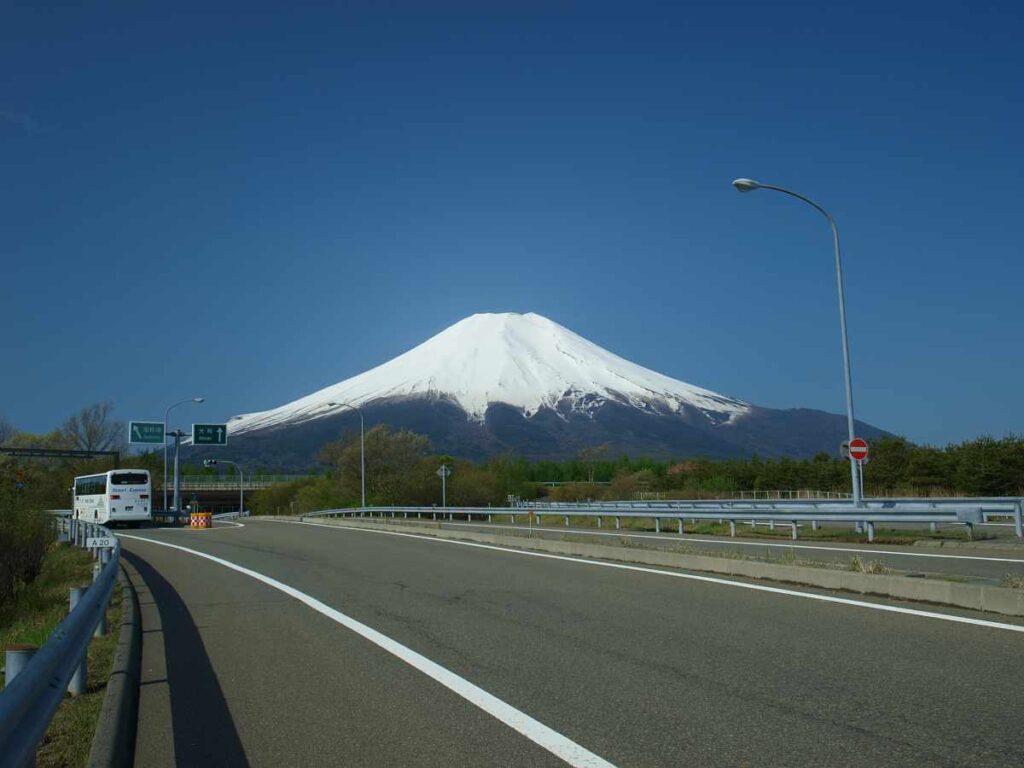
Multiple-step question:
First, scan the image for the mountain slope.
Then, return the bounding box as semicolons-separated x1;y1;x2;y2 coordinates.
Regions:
227;312;750;436
206;312;887;468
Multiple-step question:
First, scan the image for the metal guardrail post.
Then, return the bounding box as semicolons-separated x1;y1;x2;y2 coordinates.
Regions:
4;647;38;687
92;560;107;638
67;589;88;696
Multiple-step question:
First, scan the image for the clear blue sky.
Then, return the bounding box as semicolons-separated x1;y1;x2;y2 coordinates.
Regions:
3;2;1021;446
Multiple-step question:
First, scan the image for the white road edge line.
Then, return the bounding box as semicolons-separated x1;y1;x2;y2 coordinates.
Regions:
436;521;1024;564
272;519;1024;634
118;533;616;768
155;520;245;531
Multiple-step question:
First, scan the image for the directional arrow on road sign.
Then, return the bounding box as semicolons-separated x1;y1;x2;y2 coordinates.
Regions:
129;421;164;444
193;423;228;446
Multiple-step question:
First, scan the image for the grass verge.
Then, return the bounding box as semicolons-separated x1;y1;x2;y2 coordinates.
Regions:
500;513;984;544
0;543;124;768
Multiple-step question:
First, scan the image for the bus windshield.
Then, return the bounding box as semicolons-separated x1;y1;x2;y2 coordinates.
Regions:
111;472;149;485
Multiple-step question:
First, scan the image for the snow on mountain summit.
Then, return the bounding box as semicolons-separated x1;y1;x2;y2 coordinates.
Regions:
227;312;750;434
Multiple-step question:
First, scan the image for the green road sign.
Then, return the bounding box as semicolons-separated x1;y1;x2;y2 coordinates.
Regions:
193;423;228;445
129;421;164;444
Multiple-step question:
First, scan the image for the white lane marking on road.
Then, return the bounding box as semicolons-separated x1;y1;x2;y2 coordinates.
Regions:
272;520;1024;634
432;521;1024;564
119;534;616;768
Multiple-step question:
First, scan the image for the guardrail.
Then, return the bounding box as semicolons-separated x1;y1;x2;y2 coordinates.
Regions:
0;517;120;767
305;502;991;543
526;497;1024;537
176;475;314;490
631;490;854;501
212;510;250;520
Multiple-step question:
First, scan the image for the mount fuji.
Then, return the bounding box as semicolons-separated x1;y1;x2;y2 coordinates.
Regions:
211;312;887;468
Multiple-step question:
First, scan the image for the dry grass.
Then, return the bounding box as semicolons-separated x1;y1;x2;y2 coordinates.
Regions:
848;555;891;575
1001;574;1024;590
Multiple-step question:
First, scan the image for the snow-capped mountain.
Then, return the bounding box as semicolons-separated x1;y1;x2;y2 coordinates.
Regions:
208;312;887;468
227;312;750;435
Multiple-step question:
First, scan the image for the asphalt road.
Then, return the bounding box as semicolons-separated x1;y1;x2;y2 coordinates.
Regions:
121;519;1024;767
403;519;1024;583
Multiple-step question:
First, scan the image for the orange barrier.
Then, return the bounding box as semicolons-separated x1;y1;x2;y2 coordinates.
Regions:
190;512;213;529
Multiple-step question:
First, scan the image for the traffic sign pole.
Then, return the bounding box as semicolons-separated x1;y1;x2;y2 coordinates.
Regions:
436;464;451;508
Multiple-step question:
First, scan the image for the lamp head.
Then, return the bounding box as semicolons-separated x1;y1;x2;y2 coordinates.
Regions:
193;397;205;403
732;178;761;193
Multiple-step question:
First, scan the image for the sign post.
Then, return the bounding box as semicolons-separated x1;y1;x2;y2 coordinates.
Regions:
192;424;228;446
128;421;164;445
436;464;452;508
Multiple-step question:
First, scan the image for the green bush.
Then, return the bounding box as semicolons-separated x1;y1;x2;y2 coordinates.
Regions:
0;508;53;609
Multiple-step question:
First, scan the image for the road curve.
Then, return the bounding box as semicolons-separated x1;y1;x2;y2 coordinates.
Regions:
121;519;1024;767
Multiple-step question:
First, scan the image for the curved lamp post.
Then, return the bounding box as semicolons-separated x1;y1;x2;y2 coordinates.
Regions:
326;402;366;508
164;396;204;511
205;458;244;517
732;178;861;506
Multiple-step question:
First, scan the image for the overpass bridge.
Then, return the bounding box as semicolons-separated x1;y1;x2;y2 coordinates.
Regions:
164;475;316;513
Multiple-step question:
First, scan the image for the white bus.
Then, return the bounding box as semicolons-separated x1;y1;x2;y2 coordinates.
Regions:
73;469;152;526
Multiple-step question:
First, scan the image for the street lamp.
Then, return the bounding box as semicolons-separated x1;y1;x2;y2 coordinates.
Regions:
732;178;862;506
204;458;245;517
164;396;204;511
326;402;366;508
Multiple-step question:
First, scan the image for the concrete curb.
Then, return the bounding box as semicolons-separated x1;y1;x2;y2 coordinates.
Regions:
299;516;1024;618
86;565;141;768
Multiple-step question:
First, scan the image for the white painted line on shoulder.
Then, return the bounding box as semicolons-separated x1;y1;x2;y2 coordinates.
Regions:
437;521;1024;564
119;534;616;768
274;519;1024;634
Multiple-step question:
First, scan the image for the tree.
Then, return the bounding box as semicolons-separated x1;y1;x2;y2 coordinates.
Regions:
60;402;125;452
577;443;610;483
323;425;434;505
0;416;17;445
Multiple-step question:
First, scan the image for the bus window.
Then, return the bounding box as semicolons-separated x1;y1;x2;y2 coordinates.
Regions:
111;472;149;485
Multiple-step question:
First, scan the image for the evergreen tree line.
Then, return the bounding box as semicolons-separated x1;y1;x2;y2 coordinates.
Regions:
2;405;1021;518
248;428;1024;515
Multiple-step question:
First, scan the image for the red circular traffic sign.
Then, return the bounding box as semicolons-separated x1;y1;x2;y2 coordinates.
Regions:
849;438;869;461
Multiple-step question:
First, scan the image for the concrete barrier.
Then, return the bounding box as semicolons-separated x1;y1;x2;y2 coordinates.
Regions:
295;516;1024;618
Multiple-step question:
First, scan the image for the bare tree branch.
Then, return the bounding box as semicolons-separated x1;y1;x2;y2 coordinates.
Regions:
60;402;125;452
0;416;17;445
